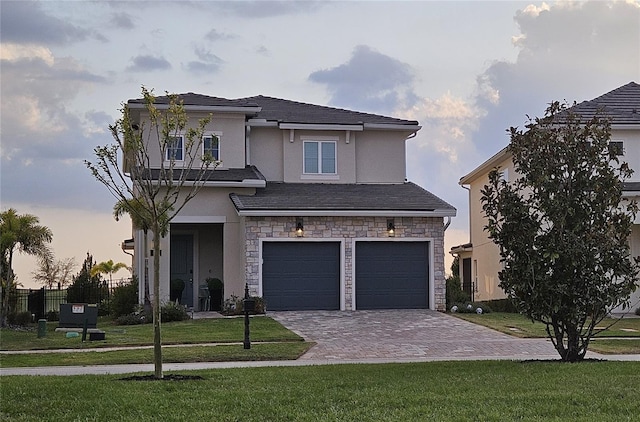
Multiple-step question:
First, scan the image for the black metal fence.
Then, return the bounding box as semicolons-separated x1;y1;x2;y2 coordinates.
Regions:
8;278;133;320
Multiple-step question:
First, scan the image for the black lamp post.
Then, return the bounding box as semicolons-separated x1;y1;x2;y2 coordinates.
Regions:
243;283;255;349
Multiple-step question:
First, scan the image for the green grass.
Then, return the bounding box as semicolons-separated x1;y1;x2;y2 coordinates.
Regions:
0;342;312;367
453;312;640;354
2;361;639;421
0;316;302;351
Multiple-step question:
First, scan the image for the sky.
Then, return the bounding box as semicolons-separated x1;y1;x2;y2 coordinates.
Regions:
1;0;639;288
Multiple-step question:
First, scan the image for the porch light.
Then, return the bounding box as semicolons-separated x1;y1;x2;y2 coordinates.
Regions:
296;218;304;237
387;219;395;237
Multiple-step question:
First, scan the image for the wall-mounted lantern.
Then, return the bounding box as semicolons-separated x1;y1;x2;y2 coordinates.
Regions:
387;219;395;237
296;218;304;237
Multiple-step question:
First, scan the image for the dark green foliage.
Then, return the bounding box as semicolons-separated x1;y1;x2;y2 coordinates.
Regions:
8;311;32;326
46;310;59;321
481;102;640;362
446;256;469;309
115;302;189;325
477;299;517;313
160;301;190;322
206;278;224;311
169;279;185;302
636;308;640;316
446;277;469;310
66;253;108;305
110;277;138;318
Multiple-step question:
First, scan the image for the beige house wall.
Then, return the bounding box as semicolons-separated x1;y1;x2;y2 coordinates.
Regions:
249;127;283;181
355;131;409;183
464;155;514;300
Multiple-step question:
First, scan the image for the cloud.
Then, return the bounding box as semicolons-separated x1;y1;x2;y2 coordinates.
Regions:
125;55;172;72
204;28;236;41
215;1;325;18
0;43;114;210
309;45;418;115
471;0;640;158
0;0;105;45
184;47;223;74
110;12;135;30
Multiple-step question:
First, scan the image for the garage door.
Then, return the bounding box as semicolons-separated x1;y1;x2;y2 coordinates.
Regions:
262;242;340;311
355;241;429;309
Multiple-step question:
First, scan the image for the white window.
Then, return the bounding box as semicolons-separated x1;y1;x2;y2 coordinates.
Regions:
166;136;183;161
203;134;220;160
304;141;336;174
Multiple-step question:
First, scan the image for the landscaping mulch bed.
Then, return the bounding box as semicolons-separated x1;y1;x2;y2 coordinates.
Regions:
119;374;205;381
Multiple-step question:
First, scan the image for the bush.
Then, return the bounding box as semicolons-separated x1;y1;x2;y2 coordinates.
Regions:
111;278;138;318
160;301;191;322
476;299;518;313
446;276;470;310
8;311;33;326
116;311;146;325
635;307;640;316
221;295;266;316
46;310;59;322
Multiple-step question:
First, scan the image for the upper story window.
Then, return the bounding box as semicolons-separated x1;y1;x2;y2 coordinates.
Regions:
166;136;183;161
609;141;624;156
203;134;220;161
304;140;336;174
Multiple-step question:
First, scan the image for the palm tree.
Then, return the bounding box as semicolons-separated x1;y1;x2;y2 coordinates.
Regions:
0;209;53;327
90;259;129;284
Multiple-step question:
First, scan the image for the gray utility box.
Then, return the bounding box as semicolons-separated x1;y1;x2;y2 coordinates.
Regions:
59;303;98;328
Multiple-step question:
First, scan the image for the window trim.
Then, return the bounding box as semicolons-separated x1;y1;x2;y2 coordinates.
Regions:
303;139;338;175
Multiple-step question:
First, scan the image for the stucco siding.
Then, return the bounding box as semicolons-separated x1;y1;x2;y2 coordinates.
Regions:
355;131;409;183
249;127;284;181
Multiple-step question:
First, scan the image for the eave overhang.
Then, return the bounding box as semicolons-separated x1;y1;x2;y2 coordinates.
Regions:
235;209;456;217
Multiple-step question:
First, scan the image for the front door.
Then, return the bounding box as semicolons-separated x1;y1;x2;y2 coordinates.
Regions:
170;234;194;308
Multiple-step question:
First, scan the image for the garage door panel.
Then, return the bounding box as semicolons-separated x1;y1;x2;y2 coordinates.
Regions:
262;242;340;311
356;242;429;309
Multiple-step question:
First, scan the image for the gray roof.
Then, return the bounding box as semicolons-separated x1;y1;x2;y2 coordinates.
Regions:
565;81;640;124
128;93;418;127
623;182;640;192
141;166;264;182
241;95;419;126
230;182;456;213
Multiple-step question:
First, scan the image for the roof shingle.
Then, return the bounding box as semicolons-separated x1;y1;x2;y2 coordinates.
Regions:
230;182;455;213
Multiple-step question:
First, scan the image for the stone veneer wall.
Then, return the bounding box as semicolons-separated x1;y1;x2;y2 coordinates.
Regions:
244;216;446;311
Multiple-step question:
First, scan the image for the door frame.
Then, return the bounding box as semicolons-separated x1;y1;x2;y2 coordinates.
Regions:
352;238;434;310
258;237;346;310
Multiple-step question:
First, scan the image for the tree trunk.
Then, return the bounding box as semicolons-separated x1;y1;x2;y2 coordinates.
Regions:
1;249;14;328
152;229;163;379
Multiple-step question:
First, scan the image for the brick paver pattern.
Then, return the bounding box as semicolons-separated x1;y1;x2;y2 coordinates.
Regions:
270;309;559;361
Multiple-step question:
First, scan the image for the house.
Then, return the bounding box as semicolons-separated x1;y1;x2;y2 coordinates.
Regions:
123;93;456;311
451;82;640;311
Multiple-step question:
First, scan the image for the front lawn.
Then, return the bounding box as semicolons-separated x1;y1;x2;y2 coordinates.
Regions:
0;316;302;351
2;361;639;421
453;312;640;354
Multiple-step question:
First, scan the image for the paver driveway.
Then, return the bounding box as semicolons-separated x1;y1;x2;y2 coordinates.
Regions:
270;309;559;361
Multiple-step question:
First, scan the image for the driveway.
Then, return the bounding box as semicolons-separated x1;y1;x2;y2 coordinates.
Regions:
269;309;560;361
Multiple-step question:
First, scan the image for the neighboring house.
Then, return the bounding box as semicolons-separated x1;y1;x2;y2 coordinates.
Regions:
452;82;640;312
123;94;456;311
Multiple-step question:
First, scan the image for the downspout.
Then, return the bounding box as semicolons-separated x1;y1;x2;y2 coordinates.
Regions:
245;124;251;166
443;216;451;231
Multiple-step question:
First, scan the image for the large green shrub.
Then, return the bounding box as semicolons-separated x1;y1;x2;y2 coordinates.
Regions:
446;276;469;310
221;295;266;315
110;277;139;318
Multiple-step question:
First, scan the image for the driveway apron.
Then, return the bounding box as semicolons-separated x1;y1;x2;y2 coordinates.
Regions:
269;309;559;361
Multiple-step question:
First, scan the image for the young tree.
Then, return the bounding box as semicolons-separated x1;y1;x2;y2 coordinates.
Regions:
85;87;219;378
481;102;639;362
32;249;76;289
0;209;53;327
90;259;129;284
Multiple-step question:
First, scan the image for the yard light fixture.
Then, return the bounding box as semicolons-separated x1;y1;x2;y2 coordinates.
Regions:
296;218;304;237
387;219;395;237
